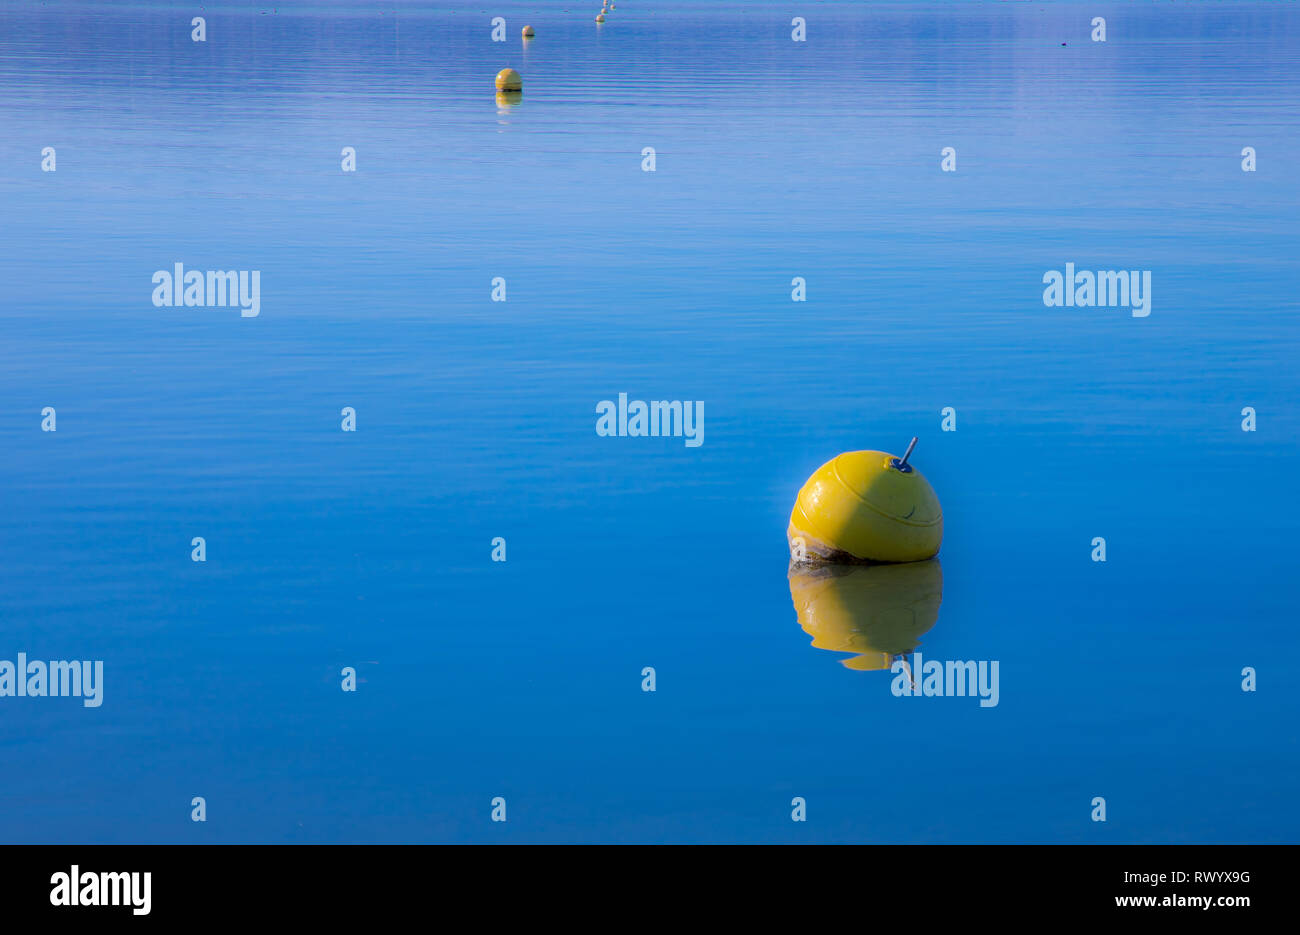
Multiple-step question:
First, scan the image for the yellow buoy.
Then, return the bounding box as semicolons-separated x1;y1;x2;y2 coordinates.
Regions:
596;13;605;23
789;560;942;670
788;437;942;565
522;25;535;38
495;68;522;91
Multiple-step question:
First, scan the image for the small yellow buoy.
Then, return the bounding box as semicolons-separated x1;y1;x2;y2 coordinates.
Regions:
596;13;605;23
495;68;522;91
789;560;943;670
788;437;942;565
522;25;534;38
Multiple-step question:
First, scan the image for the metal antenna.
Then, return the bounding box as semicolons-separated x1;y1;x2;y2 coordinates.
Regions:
898;436;918;469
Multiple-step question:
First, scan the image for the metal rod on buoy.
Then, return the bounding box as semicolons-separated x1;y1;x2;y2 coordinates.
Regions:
898;436;918;470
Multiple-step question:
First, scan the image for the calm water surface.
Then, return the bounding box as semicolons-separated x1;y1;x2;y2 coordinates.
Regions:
1;1;1297;842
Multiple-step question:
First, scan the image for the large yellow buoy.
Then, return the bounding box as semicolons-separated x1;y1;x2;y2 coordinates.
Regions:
788;438;942;565
522;25;535;38
789;560;942;670
495;68;522;91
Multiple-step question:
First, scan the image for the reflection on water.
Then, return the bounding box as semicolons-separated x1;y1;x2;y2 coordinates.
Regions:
1;0;1297;844
789;559;942;672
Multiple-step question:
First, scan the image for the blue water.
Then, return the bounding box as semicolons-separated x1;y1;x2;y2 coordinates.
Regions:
1;1;1297;843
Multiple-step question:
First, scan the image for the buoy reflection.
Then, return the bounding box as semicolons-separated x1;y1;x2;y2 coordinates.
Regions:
788;559;942;671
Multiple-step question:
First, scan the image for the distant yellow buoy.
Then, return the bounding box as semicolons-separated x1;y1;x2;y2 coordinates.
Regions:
495;68;522;91
789;560;943;670
522;25;535;38
596;13;605;23
788;438;942;565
